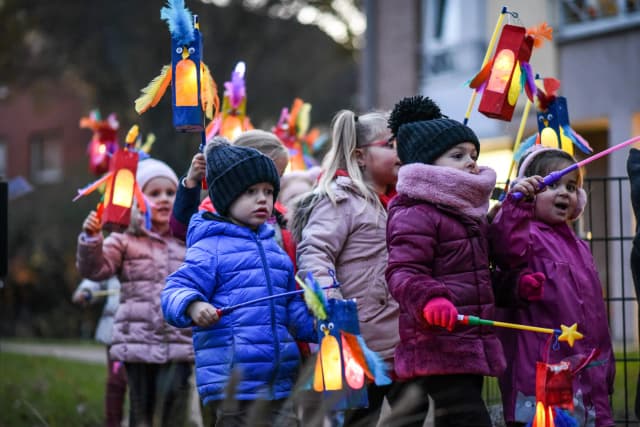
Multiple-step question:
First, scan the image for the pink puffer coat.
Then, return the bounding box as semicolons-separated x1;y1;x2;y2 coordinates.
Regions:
77;229;193;363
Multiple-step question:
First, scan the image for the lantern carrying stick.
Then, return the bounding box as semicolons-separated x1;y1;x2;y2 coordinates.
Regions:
463;6;509;125
457;315;584;347
512;134;640;200
215;283;340;317
499;98;533;199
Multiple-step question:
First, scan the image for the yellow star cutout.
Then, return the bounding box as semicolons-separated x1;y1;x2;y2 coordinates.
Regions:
558;323;584;347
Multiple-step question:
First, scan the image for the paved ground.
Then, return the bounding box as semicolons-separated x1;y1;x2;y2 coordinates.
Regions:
0;340;106;364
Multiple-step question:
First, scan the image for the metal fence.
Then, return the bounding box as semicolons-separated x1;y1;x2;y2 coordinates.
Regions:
484;176;640;426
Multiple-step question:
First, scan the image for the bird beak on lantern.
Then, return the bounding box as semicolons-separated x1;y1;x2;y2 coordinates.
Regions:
181;48;190;60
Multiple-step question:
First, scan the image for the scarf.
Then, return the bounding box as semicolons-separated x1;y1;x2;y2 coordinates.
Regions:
396;163;496;219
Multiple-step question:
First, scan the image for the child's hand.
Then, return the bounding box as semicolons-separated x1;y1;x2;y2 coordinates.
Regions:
187;301;220;327
83;210;102;237
72;289;91;306
422;297;458;332
518;272;545;301
510;176;544;199
185;153;206;189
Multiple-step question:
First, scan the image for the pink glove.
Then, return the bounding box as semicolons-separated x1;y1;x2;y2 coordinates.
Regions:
518;272;545;301
422;297;458;331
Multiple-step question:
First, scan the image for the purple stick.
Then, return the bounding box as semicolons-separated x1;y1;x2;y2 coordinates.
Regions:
511;135;640;200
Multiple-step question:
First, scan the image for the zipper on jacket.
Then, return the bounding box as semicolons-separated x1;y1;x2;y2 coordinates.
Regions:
254;234;281;394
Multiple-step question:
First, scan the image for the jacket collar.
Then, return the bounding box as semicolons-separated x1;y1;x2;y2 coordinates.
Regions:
396;163;496;219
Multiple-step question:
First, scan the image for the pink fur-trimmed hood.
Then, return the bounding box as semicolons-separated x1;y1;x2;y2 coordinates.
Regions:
396;163;496;218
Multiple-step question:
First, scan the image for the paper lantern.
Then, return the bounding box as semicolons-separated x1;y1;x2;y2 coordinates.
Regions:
101;149;139;232
80;111;119;176
478;24;534;121
134;1;219;133
314;299;369;410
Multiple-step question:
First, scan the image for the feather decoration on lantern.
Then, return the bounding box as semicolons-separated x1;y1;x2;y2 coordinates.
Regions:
273;98;320;171
134;0;219;132
216;61;254;140
80;110;120;176
73;125;157;231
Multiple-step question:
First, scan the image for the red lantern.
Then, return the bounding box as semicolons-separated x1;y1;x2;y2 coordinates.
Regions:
478;24;534;121
101;149;139;232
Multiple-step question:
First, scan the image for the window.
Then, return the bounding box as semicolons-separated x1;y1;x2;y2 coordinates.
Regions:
557;0;640;39
421;0;485;80
30;130;63;184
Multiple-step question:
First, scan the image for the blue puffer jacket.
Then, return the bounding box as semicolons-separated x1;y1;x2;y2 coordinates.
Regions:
162;213;316;404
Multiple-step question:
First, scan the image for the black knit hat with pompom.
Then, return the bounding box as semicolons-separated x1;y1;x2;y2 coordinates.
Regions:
388;95;480;165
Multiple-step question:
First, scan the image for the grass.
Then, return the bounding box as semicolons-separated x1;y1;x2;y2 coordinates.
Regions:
0;352;107;427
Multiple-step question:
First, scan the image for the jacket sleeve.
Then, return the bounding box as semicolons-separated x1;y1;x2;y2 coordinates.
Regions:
296;196;350;299
626;149;640;300
76;232;125;281
162;244;217;328
170;177;202;242
385;204;453;327
488;194;536;270
285;271;317;343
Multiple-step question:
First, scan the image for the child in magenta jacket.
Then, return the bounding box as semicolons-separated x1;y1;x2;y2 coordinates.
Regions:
385;96;505;427
489;146;615;427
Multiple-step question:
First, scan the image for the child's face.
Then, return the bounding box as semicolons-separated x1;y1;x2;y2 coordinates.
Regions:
433;142;479;174
228;182;275;230
360;139;401;188
143;177;177;226
534;168;579;225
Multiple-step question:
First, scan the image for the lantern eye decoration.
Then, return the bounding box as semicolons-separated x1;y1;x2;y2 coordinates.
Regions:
188;47;195;54
176;47;183;54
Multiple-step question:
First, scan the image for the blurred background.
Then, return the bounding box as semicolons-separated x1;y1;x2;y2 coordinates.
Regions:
1;0;639;424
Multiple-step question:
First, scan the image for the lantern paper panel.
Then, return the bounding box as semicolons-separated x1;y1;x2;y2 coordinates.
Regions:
314;299;369;411
101;149;139;232
171;14;203;132
478;24;534;122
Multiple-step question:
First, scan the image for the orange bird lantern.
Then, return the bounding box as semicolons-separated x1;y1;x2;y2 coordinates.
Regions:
477;24;534;121
300;273;391;410
73;126;147;232
100;149;139;231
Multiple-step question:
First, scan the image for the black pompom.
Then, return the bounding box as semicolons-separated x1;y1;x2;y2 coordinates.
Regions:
388;96;443;137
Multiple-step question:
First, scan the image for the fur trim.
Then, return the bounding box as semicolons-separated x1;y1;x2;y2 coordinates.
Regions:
396;164;496;219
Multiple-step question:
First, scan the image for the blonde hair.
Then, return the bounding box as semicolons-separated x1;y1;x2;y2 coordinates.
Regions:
233;129;289;163
318;110;390;206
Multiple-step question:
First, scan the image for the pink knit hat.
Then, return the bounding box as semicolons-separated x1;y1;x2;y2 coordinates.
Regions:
517;145;587;220
136;158;178;191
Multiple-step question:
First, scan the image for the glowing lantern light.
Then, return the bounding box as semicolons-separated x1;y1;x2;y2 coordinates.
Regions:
101;149;139;232
478;24;534;121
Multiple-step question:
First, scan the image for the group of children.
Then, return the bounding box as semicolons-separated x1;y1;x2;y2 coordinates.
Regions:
74;95;617;427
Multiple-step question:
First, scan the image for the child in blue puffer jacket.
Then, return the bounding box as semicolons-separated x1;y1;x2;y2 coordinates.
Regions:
162;138;316;427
